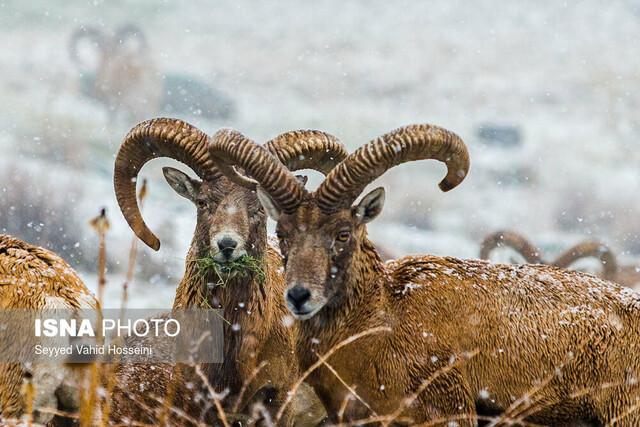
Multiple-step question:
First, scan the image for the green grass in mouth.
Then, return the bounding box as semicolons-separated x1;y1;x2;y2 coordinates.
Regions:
195;252;266;323
195;252;266;289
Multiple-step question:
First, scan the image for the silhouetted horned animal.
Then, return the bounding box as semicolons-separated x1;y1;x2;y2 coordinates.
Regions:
69;25;235;123
481;230;640;289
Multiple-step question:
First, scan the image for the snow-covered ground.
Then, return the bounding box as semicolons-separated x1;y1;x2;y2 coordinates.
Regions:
1;0;639;308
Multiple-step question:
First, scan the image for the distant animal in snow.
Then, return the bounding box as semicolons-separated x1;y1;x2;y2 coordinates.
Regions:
69;24;235;123
480;229;640;288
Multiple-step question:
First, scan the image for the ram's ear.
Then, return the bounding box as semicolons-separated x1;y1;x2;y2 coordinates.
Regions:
257;187;282;221
353;187;385;225
162;167;201;202
295;175;309;186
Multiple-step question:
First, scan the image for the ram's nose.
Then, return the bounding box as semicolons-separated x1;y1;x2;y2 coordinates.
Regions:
286;285;311;311
217;237;238;260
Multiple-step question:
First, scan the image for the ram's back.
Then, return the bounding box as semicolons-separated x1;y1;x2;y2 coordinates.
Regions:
385;255;640;414
0;234;96;310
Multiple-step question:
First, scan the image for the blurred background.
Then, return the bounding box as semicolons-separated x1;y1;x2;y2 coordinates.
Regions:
1;0;639;307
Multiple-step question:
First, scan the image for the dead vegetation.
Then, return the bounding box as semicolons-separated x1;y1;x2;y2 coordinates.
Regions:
0;167;94;270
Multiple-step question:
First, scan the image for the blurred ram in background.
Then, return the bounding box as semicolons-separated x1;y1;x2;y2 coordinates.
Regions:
69;23;235;123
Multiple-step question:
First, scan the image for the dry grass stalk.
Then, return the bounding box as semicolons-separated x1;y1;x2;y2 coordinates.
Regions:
320;359;374;415
101;179;148;425
78;364;101;426
381;349;480;427
570;380;627;399
35;406;80;420
89;208;110;306
194;364;230;427
82;208;110;426
329;349;479;427
485;349;579;426
232;361;268;413
146;389;208;426
99;366;117;424
337;392;353;425
21;374;35;427
155;363;182;426
122;178;148;309
274;326;391;423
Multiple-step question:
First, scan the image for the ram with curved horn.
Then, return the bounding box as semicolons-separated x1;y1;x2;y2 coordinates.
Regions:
209;124;640;426
110;118;347;425
479;230;543;264
69;25;106;70
481;230;640;289
69;24;162;123
552;240;640;289
69;24;235;123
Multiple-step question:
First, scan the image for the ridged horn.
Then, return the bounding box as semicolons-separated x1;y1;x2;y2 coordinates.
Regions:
69;26;105;69
208;129;306;213
114;118;222;251
114;23;148;52
552;241;618;280
479;230;543;264
264;130;348;175
316;124;470;212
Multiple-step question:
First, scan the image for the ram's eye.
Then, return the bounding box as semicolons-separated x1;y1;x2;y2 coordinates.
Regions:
196;200;208;209
336;230;351;243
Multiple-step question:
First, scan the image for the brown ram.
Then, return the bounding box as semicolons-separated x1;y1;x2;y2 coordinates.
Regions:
0;234;99;424
208;124;640;426
109;118;346;425
70;25;235;123
481;230;640;289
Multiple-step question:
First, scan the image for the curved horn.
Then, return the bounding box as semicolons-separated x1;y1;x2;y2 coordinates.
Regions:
264;130;348;175
316;124;470;212
208;130;306;213
479;230;543;264
114;23;148;52
69;25;105;69
114;118;222;251
552;241;618;280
